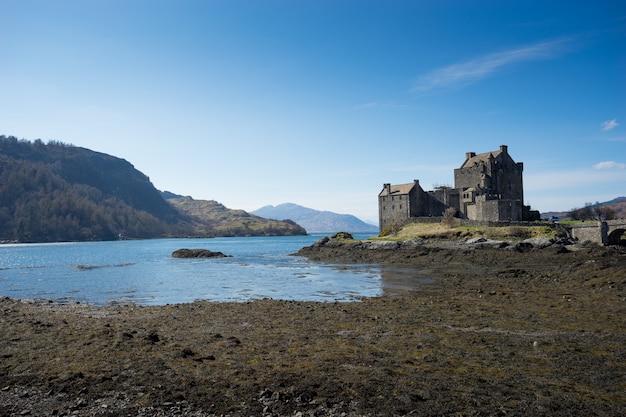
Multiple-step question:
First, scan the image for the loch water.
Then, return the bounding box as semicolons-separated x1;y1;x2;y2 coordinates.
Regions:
0;234;431;306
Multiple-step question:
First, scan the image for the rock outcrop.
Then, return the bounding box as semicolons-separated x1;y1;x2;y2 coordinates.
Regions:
171;248;232;258
297;233;604;265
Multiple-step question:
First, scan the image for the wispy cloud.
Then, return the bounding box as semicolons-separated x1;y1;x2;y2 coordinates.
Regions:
414;38;572;92
593;161;626;170
601;119;619;131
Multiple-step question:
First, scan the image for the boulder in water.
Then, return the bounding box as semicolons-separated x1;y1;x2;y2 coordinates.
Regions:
171;248;232;258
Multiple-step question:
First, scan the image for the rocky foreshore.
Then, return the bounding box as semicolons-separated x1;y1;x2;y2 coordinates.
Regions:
306;232;591;251
1;236;625;416
294;232;610;267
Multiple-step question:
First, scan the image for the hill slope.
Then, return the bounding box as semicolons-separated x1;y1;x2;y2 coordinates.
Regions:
252;203;378;233
166;197;306;237
0;136;187;242
0;136;304;242
541;197;626;220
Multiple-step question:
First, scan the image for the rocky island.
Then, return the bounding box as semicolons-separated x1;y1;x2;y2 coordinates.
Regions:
171;248;232;258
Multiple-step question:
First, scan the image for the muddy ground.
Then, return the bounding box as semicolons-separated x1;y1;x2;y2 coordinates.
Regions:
1;241;625;416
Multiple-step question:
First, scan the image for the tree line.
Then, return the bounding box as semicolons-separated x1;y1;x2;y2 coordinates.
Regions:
0;154;176;241
0;135;306;242
0;136;190;241
568;202;617;221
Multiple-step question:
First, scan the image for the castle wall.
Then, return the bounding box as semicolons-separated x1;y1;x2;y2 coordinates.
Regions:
379;193;411;232
471;198;522;222
454;161;523;198
454;165;486;190
423;190;450;217
378;146;530;230
523;206;541;221
500;200;521;222
379;180;457;232
429;188;460;215
379;181;425;232
453;149;524;221
494;162;524;202
466;204;477;220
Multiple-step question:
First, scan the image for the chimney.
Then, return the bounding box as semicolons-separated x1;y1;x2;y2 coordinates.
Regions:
466;152;476;159
500;145;508;154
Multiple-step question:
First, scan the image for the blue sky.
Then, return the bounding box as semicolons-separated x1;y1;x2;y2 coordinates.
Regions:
1;0;624;224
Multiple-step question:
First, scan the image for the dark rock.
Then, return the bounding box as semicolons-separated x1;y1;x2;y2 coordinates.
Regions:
400;238;427;248
312;233;355;248
226;336;241;347
331;232;353;240
523;237;554;248
171;248;232;258
512;242;533;252
312;236;330;247
363;240;400;250
466;237;487;244
145;331;160;344
180;348;195;358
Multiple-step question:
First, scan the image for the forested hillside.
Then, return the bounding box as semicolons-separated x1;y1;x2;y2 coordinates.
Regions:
0;136;305;242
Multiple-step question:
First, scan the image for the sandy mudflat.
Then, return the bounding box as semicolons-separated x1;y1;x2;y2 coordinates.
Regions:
1;242;625;416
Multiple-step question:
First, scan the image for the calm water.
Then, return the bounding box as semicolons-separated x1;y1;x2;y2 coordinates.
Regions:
0;234;431;305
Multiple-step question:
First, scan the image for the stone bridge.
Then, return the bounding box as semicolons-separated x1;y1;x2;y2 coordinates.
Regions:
566;220;626;245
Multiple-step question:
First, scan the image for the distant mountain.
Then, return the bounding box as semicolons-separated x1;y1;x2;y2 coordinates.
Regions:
605;196;626;208
0;135;305;242
541;197;626;220
252;203;379;234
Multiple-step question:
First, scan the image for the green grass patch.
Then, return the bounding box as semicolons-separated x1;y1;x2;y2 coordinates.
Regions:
376;222;557;241
558;219;596;225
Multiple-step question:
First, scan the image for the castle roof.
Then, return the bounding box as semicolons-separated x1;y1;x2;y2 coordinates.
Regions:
460;145;510;168
460;150;499;168
378;182;418;197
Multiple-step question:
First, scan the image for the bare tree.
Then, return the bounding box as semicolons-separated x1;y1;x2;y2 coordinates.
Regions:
569;202;595;220
593;202;617;220
441;207;458;228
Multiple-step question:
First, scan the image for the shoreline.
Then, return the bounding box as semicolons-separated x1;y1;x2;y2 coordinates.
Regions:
1;240;625;416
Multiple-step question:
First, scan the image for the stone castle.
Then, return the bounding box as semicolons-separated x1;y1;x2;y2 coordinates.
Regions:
378;145;539;233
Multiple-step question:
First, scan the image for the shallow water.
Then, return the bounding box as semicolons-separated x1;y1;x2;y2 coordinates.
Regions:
0;234;431;305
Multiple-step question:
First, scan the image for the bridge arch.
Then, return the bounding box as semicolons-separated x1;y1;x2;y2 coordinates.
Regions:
607;228;626;245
